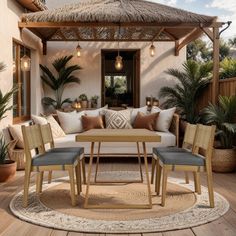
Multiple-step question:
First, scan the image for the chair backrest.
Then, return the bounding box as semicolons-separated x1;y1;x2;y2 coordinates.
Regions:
182;123;197;150
192;124;216;160
21;124;45;162
40;123;54;149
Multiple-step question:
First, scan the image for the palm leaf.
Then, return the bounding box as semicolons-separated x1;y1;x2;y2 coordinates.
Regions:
52;55;73;72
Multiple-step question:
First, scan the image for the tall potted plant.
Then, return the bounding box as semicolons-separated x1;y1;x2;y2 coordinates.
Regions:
40;55;81;111
203;95;236;172
0;62;17;182
159;60;212;124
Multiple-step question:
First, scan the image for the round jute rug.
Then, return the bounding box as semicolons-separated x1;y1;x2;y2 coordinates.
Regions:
9;171;229;234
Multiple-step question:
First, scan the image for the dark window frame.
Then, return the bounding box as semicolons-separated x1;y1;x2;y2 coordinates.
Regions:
13;39;31;124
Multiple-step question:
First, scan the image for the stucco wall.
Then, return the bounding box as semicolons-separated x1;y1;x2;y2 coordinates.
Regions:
43;41;186;107
0;0;43;128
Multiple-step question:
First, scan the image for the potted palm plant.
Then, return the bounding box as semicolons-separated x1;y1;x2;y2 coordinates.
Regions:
40;55;81;111
159;60;212;124
203;95;236;172
0;62;17;182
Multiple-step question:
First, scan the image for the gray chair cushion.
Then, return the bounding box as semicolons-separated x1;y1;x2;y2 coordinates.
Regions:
47;147;84;156
158;152;205;166
153;147;188;159
32;152;78;166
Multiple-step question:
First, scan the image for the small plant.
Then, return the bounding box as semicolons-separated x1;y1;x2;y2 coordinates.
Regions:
203;95;236;149
91;95;99;102
79;93;88;101
220;58;236;80
0;135;8;164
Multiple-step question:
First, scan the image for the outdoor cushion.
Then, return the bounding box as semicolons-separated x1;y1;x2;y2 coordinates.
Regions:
47;147;84;157
158;152;205;166
133;112;159;131
153;147;189;158
81;115;105;131
32;152;78;166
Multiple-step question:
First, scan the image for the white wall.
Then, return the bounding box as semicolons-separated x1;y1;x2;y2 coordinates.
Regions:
44;41;186;107
0;0;43;128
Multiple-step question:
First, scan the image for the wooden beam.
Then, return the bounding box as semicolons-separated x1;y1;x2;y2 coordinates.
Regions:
212;26;220;104
175;40;180;56
18;21;223;29
163;29;178;40
175;28;203;55
201;27;214;42
42;40;47;55
152;27;165;41
47;38;173;42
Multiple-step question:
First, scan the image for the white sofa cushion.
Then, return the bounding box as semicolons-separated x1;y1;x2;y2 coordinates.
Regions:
54;131;176;155
84;105;108;116
57;110;85;134
8;124;25;148
151;107;176;132
32;115;66;139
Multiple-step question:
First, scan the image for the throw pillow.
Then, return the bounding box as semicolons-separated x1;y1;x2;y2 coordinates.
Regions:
81;115;105;131
85;105;108;117
57;110;85;134
104;109;132;129
8;124;24;148
129;106;148;124
32;114;66;138
151;107;176;132
31;115;48;125
133;112;159;131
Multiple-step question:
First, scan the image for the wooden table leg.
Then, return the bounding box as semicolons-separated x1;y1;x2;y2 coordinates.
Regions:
94;142;101;183
142;142;152;208
84;142;95;208
137;142;143;182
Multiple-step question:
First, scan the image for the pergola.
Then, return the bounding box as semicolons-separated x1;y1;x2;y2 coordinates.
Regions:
18;0;225;104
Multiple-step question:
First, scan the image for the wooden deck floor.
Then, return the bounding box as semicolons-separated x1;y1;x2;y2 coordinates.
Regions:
0;162;236;236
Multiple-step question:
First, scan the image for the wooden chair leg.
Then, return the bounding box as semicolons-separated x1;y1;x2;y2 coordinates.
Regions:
23;168;31;208
81;157;86;184
185;172;189;184
36;171;44;194
161;167;168;207
155;159;162;195
137;142;143;182
75;162;81;195
68;166;77;206
48;171;52;184
193;172;201;194
151;156;156;184
206;164;214;208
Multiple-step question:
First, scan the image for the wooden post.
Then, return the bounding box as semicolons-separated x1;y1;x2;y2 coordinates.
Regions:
212;27;220;104
42;40;47;55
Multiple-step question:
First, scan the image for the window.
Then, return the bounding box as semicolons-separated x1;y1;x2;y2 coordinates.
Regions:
13;41;31;123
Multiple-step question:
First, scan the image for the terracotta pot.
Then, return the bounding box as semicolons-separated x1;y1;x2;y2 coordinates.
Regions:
0;160;17;182
81;100;88;108
212;148;236;173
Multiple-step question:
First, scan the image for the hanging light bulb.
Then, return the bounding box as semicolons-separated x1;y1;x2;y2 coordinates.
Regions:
76;43;82;57
149;42;156;57
20;48;31;72
115;54;123;71
115;25;123;71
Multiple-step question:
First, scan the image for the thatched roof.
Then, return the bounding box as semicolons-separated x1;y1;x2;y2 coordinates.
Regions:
22;0;215;24
16;0;47;12
19;0;220;44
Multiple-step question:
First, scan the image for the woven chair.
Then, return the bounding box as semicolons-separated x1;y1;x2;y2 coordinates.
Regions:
40;123;86;184
21;124;83;207
151;123;197;187
154;124;216;207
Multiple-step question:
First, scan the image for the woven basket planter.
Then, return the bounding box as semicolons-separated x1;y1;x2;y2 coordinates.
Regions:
212;148;236;173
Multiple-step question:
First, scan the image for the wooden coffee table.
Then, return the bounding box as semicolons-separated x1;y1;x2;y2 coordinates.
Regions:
76;129;161;209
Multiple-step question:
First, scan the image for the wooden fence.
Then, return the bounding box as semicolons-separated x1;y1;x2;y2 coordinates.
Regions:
197;77;236;111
